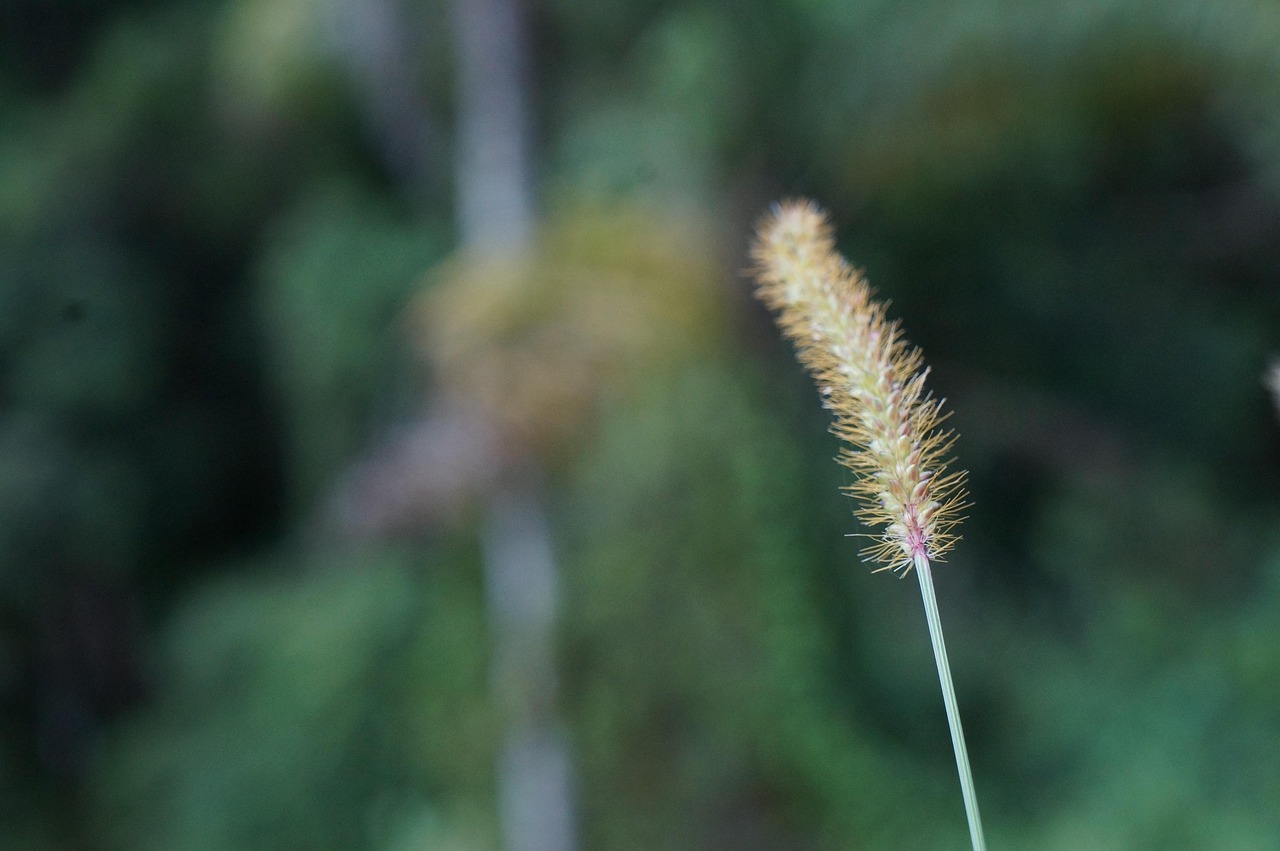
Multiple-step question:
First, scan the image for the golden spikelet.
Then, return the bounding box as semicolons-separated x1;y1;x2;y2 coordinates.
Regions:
751;200;967;574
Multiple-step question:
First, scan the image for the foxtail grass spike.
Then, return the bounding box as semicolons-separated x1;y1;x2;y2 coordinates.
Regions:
751;200;986;851
751;200;967;575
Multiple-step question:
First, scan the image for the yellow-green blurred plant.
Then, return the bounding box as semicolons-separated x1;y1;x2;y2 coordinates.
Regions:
411;201;726;458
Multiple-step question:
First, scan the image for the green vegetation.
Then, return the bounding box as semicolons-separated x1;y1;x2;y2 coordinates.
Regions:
3;1;1280;848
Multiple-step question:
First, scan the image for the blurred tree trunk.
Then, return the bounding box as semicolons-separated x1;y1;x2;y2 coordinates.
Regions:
451;3;575;851
452;0;534;249
482;478;575;851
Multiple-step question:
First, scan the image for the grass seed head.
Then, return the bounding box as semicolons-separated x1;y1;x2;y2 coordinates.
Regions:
751;199;967;574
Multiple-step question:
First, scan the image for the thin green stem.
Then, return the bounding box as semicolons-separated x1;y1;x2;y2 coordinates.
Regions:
914;552;986;851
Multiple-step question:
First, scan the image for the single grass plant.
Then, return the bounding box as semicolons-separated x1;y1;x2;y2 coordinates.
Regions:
751;200;987;851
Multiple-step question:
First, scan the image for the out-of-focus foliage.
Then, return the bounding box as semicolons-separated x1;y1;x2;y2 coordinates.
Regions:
559;361;952;849
93;548;421;850
4;0;1280;849
258;180;447;514
211;0;338;127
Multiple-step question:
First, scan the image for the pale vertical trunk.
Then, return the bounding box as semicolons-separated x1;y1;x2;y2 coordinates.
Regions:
451;2;576;850
452;0;534;250
482;481;576;851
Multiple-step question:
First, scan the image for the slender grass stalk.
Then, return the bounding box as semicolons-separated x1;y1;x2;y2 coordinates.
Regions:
916;553;986;851
751;200;986;850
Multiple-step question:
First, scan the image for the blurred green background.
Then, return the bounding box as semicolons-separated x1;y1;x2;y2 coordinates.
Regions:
3;0;1280;849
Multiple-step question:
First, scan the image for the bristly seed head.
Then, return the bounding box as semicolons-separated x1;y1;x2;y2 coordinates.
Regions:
750;199;968;575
